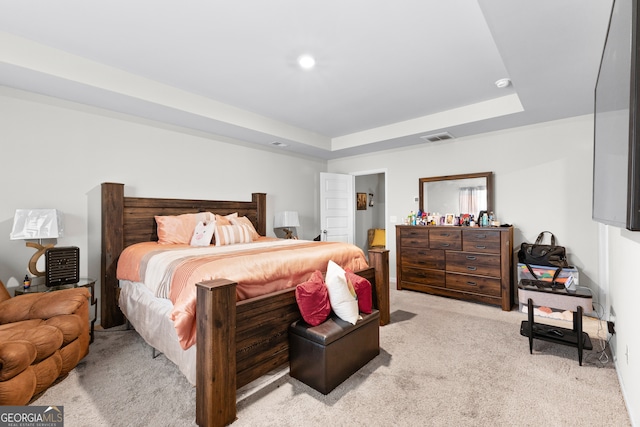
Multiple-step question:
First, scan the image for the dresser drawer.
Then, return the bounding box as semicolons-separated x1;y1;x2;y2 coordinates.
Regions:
401;267;445;288
429;229;462;250
446;273;501;297
399;227;429;247
446;252;501;277
401;249;445;270
462;230;501;254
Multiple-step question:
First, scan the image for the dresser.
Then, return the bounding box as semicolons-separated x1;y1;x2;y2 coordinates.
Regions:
396;225;513;310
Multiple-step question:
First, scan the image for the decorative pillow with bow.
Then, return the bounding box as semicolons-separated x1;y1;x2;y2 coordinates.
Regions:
190;220;215;246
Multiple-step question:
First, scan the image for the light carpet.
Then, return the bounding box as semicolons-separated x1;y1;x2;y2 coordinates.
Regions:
32;288;630;426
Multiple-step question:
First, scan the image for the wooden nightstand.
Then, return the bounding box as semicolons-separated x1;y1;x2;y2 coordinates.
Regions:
15;278;97;343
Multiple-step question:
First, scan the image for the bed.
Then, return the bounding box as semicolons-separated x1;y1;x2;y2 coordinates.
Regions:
100;182;390;427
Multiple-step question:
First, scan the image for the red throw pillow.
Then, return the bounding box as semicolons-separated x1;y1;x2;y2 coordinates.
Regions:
295;270;331;326
345;269;373;314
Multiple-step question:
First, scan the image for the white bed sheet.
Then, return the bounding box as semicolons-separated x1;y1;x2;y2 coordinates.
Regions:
118;280;197;385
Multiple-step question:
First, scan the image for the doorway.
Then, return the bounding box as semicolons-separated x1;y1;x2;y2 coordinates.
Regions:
354;171;386;257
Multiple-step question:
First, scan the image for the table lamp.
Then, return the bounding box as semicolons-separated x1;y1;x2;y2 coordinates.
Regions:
10;209;64;277
274;211;300;239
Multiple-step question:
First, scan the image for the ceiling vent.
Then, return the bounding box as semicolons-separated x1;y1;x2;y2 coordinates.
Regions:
420;132;455;143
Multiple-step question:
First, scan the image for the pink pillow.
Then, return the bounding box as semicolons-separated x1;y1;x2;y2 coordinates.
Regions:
229;216;260;240
345;268;373;314
215;213;238;226
295;270;331;326
155;212;214;244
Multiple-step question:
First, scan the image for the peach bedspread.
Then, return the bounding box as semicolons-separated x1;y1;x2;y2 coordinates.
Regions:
117;238;368;349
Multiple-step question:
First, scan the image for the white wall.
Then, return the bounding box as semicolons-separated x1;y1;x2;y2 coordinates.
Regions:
0;88;325;324
607;227;640;423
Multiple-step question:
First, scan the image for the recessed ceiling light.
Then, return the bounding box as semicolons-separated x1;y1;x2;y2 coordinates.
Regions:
297;54;316;70
495;78;511;88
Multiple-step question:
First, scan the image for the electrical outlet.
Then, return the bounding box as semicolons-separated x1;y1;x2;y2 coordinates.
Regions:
608;321;616;334
626;345;629;365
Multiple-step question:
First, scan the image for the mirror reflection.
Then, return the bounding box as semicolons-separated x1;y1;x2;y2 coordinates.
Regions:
419;172;493;218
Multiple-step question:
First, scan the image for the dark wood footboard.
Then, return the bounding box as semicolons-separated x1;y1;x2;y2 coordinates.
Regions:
195;250;389;427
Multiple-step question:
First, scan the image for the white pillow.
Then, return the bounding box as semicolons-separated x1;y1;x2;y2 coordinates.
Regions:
325;260;359;325
190;220;215;246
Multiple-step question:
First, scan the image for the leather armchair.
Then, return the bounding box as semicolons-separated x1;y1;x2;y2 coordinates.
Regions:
0;280;90;405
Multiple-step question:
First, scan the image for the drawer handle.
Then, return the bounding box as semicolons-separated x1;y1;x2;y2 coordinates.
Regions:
440;243;450;247
466;255;477;260
475;245;486;249
466;281;478;286
467;266;477;271
476;234;487;239
440;233;450;237
418;251;428;256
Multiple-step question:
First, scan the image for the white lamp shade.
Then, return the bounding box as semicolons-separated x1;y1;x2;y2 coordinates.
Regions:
274;211;300;228
10;209;64;240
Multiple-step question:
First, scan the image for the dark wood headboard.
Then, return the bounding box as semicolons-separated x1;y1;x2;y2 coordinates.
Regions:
100;182;267;328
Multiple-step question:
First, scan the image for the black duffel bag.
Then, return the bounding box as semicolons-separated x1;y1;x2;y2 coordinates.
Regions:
518;231;569;283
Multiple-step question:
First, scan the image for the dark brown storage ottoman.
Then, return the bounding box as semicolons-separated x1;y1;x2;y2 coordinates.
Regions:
288;309;380;394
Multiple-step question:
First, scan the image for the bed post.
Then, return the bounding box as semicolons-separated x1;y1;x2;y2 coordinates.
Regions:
368;248;390;326
101;182;125;328
196;279;237;427
251;193;266;236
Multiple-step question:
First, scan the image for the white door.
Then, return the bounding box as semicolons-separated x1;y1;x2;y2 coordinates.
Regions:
320;172;354;243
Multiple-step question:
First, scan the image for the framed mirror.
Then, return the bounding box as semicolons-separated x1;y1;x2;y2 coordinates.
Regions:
419;172;493;217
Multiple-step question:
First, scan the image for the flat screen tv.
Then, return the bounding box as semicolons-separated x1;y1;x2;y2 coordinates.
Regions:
593;0;640;230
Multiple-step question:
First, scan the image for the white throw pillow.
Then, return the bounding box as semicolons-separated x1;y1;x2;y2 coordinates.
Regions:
325;260;359;325
190;220;215;246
